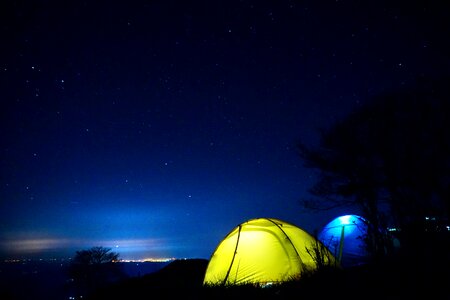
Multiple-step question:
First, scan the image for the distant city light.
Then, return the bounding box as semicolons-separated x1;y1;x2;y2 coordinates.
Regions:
117;257;176;263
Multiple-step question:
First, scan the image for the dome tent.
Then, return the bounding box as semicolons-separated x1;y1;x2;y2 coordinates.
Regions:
318;214;370;267
203;217;337;286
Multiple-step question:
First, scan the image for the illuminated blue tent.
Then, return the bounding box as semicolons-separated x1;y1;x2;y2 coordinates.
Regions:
318;214;370;267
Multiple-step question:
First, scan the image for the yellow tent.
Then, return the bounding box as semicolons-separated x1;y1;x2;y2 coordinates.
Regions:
203;217;337;286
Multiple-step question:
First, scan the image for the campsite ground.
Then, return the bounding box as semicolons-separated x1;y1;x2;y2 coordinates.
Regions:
87;247;449;300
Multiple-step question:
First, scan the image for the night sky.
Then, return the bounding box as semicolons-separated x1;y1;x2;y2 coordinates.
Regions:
1;1;449;260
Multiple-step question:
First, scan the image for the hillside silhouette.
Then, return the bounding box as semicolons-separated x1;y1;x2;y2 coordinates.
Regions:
87;250;448;300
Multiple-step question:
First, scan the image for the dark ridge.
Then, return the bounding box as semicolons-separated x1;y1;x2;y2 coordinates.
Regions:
88;258;209;299
140;258;209;287
87;249;449;300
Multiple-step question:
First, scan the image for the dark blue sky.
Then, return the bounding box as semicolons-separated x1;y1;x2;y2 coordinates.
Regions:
1;0;449;260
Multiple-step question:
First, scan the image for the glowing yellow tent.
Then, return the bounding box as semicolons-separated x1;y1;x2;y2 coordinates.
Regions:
203;218;337;286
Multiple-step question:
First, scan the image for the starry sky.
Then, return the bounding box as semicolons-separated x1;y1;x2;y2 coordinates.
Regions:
1;0;449;260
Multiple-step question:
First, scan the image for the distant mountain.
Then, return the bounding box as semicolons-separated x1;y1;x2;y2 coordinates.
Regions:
89;258;209;299
140;258;209;287
117;261;172;277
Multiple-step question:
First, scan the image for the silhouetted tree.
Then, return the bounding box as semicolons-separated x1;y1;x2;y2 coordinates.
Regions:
73;246;120;265
68;246;125;299
298;77;450;259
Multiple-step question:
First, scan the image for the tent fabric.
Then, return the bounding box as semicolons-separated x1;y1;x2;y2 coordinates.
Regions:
318;214;370;267
203;218;336;286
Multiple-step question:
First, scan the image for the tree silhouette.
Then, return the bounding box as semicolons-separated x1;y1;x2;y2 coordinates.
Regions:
298;77;450;259
68;246;125;298
73;246;120;265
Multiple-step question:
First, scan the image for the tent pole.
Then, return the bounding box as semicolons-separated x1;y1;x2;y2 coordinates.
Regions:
266;218;303;265
338;225;345;264
223;225;242;285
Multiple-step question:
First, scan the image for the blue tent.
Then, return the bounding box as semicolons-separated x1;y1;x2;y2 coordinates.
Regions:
318;214;370;267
